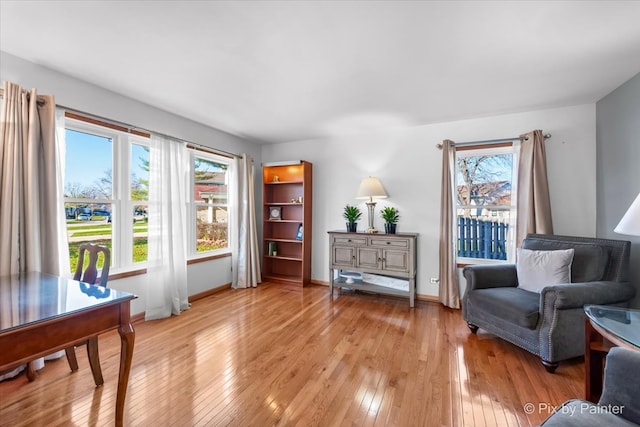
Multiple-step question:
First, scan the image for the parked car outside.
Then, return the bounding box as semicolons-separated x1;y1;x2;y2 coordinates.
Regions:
65;207;76;219
133;209;148;223
77;213;91;220
92;210;111;222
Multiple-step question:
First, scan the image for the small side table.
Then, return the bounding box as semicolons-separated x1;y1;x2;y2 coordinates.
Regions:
584;305;640;403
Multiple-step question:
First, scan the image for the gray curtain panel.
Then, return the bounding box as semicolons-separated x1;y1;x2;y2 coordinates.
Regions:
232;154;261;289
516;130;553;249
0;80;59;276
439;139;460;309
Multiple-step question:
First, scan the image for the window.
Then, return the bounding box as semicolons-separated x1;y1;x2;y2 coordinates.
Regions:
189;151;231;255
63;113;232;272
455;143;516;261
64;117;149;272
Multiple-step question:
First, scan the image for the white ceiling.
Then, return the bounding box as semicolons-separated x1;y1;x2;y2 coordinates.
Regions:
2;1;640;144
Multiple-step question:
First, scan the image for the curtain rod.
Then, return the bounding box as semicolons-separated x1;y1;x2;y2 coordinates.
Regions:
436;133;551;149
64;106;242;159
0;88;241;159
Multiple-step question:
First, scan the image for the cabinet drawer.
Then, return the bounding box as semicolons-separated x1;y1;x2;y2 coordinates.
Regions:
368;237;410;248
333;236;367;245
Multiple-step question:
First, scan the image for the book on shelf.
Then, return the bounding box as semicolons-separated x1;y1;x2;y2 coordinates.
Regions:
268;241;278;256
296;224;303;240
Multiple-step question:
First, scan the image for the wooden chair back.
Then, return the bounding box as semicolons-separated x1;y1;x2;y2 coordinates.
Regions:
73;243;110;286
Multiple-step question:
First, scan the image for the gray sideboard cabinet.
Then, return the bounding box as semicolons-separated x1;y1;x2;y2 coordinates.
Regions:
328;231;418;307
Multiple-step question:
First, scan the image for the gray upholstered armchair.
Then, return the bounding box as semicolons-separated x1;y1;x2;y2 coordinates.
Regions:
541;347;640;426
462;234;635;372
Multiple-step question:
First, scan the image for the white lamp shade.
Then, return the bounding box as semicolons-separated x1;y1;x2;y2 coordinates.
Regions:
614;192;640;236
356;176;388;199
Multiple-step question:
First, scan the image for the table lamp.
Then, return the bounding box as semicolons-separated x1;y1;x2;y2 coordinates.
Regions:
356;176;388;233
614;192;640;236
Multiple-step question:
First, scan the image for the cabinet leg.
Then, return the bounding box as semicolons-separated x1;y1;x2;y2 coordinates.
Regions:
409;278;415;308
329;269;334;299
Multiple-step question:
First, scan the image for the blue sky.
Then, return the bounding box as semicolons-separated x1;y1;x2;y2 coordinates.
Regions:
456;154;512;184
65;129;148;192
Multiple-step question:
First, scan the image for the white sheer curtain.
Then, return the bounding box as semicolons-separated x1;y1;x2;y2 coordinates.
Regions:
55;108;70;276
230;154;261;288
145;134;189;320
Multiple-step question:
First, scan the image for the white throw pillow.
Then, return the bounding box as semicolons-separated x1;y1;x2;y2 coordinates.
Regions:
516;248;575;293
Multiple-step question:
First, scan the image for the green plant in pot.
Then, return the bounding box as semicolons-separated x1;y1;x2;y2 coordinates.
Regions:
380;206;399;234
343;205;362;233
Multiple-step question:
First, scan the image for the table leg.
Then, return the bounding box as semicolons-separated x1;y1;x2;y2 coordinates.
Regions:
585;317;605;403
65;347;79;372
26;361;36;381
87;337;104;386
115;322;135;427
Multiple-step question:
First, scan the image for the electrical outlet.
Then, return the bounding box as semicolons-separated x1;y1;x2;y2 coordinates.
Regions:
430;277;439;284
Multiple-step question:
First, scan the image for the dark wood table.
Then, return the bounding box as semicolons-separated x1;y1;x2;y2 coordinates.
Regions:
584;304;640;403
0;272;136;427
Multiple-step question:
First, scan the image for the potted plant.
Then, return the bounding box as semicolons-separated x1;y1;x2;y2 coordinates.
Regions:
343;205;362;232
380;206;399;234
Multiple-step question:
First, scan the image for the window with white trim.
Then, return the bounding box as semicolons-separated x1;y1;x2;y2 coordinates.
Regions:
455;143;517;262
64;117;149;272
63;114;233;272
188;151;231;256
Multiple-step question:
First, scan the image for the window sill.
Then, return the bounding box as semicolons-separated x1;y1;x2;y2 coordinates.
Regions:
94;253;231;281
67;267;148;283
187;251;231;265
456;258;512;268
108;268;147;281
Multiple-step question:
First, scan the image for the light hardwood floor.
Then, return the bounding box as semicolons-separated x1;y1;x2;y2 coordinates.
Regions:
0;282;584;426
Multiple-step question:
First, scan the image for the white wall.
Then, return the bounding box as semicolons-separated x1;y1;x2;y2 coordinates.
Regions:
261;104;597;298
2;50;600;303
596;72;640;308
1;51;263;315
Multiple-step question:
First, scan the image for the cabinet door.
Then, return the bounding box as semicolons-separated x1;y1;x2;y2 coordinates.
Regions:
332;246;356;268
356;247;380;270
382;249;410;274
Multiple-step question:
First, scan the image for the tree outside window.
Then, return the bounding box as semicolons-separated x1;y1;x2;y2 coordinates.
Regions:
455;145;516;261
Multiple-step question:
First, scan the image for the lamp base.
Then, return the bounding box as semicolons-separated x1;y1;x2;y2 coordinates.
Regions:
365;201;377;234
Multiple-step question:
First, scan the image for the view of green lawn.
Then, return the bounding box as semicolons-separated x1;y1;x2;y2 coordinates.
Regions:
67;221;148;270
68;238;148;271
66;220;226;271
